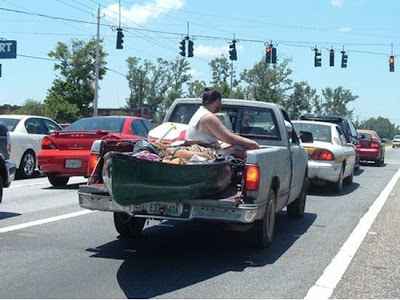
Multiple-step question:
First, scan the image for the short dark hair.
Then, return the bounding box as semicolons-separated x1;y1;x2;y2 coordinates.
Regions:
202;87;221;105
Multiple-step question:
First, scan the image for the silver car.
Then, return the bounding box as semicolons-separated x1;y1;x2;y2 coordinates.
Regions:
293;120;356;194
392;135;400;148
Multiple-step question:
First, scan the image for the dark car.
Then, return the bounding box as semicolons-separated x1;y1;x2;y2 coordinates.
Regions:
299;114;361;169
0;124;17;203
356;129;385;166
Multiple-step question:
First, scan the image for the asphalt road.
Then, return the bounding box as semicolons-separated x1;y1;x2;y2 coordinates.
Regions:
0;147;399;299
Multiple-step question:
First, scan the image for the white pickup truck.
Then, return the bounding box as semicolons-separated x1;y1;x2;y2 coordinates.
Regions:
78;99;310;248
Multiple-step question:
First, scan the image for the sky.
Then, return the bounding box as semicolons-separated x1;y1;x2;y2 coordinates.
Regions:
0;0;400;126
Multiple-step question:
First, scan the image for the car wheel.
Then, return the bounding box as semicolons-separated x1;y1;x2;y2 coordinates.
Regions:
250;189;276;248
375;157;384;167
114;212;146;238
18;151;36;179
48;174;69;187
344;165;354;185
287;175;308;219
0;174;3;203
333;166;344;193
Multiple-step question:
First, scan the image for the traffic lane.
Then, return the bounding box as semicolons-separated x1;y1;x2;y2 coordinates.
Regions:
1;176;87;227
332;170;400;298
0;160;399;298
0;210;316;299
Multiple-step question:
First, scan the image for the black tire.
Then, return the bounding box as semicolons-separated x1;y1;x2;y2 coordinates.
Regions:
333;165;344;193
250;189;276;248
287;175;308;219
114;212;146;238
48;174;69;187
375;157;384;167
344;165;354;185
18;151;36;179
0;174;3;203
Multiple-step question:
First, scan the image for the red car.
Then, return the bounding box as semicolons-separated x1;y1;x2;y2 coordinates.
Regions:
356;129;385;166
38;116;154;186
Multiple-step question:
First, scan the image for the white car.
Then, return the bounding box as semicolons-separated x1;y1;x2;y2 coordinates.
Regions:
293;120;356;193
0;115;62;178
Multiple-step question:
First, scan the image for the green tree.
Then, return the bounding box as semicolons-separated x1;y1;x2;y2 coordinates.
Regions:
45;94;81;123
240;58;293;104
13;99;45;116
45;38;107;116
209;55;241;98
187;80;206;97
358;117;400;139
286;82;317;120
318;87;358;117
126;57;192;122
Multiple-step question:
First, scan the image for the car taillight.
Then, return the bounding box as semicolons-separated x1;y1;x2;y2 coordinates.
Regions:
311;149;335;161
245;165;260;191
41;136;57;149
88;153;99;176
371;141;379;148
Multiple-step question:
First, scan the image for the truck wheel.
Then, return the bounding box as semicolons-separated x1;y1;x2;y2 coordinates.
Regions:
0;174;3;203
18;151;36;179
114;212;146;238
48;174;69;187
333;166;344;194
287;175;308;219
250;189;276;248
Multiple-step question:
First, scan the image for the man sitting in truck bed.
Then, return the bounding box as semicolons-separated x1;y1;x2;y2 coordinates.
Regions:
185;88;260;150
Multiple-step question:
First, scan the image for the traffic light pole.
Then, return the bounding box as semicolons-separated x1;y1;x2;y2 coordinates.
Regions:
93;6;100;117
230;61;233;98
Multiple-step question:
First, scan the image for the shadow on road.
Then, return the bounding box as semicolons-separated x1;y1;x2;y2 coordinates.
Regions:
42;183;84;190
307;182;360;197
0;211;21;220
14;171;45;180
86;211;316;298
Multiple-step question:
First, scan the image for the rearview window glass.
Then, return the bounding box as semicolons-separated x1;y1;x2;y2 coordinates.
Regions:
65;117;125;132
0;118;19;132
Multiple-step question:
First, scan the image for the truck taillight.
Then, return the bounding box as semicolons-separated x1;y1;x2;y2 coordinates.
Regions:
41;136;57;149
88;153;99;176
245;165;260;191
311;149;335;161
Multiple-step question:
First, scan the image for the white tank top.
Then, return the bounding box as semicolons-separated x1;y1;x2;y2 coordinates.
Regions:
185;106;220;147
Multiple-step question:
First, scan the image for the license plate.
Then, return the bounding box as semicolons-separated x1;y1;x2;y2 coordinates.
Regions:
65;159;82;169
143;202;183;217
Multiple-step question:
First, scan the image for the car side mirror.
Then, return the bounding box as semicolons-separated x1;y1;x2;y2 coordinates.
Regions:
300;131;313;143
381;138;387;143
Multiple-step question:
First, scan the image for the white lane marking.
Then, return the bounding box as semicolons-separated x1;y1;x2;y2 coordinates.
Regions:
305;167;400;299
0;210;95;233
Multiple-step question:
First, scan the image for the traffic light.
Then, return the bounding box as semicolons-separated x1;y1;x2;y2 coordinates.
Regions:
188;39;194;57
314;48;322;67
266;45;272;63
389;55;395;72
229;40;237;61
271;46;277;64
179;39;186;57
341;51;348;68
329;49;334;67
116;28;124;49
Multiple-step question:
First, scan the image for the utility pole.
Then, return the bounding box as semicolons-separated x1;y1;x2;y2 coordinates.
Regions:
230;62;233;98
139;70;143;117
93;5;100;117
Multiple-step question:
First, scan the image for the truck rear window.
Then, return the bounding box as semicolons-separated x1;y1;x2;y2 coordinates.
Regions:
168;103;280;139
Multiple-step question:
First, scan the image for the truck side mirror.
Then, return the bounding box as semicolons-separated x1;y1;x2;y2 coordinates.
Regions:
300;131;313;143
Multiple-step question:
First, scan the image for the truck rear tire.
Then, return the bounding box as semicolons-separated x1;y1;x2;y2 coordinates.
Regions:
114;212;146;238
250;189;276;248
287;175;308;219
0;174;3;203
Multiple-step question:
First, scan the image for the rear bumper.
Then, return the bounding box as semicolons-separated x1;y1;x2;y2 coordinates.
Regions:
38;149;90;176
2;161;16;187
78;187;259;224
308;160;341;183
359;148;382;161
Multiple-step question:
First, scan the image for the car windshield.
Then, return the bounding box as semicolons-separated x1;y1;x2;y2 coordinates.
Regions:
0;118;19;132
360;133;373;139
64;117;125;132
293;123;332;142
168;103;280;139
